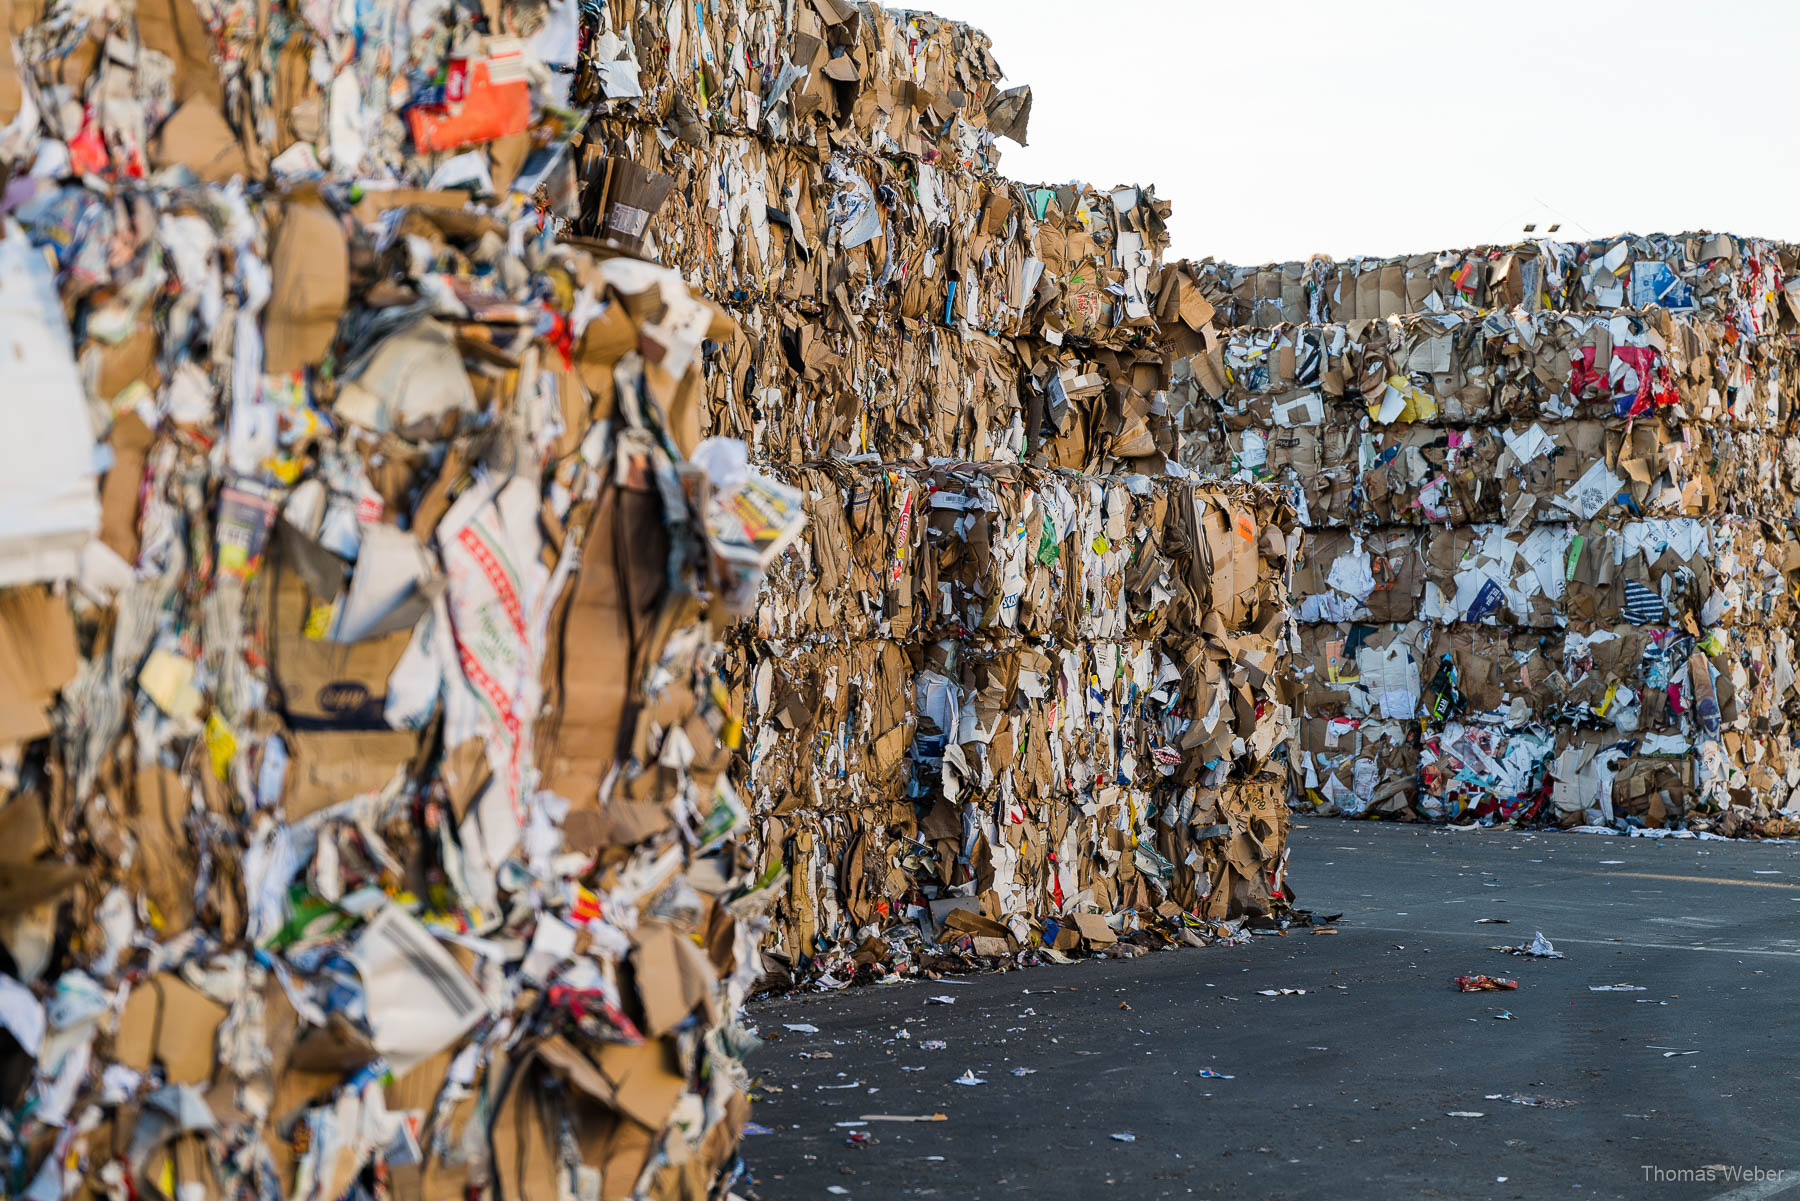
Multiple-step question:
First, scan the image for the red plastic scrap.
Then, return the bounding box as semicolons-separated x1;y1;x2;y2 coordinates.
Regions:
1453;975;1519;992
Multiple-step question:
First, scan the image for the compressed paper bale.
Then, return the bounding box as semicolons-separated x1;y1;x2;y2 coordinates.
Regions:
0;2;837;1185
738;463;1298;983
1199;276;1800;832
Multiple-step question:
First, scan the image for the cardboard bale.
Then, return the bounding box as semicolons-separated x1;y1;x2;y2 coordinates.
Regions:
741;463;1298;983
1195;267;1800;834
0;6;813;1185
1194;233;1798;333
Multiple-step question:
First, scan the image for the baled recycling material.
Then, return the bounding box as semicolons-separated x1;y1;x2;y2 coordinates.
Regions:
566;2;1179;472
1180;233;1800;835
560;2;1800;841
11;0;1796;1195
554;0;1300;981
0;0;817;1198
742;465;1295;985
1194;233;1793;329
0;0;1300;1199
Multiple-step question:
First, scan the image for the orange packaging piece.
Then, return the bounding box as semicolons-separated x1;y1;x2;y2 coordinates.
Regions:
407;47;531;153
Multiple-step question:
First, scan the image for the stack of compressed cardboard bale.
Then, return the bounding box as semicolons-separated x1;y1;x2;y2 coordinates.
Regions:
0;0;1303;1191
1190;233;1795;330
0;0;807;1196
563;1;1300;984
1178;233;1800;836
742;465;1294;985
1;0;1300;1192
568;1;1181;474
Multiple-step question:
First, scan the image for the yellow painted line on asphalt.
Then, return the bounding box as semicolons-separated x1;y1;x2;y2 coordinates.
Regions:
1607;871;1800;890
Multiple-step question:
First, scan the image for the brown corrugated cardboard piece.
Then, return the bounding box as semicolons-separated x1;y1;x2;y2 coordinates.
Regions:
0;586;78;745
262;190;348;377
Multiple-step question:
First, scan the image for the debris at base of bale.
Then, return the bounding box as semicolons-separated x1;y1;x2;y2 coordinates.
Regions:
751;905;1323;994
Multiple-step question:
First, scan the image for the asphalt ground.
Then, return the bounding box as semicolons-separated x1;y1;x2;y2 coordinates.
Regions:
742;822;1800;1201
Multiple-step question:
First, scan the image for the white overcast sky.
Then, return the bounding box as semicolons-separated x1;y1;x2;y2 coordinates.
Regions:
935;0;1799;264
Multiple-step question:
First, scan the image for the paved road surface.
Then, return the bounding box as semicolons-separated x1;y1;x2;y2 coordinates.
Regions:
743;822;1800;1201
